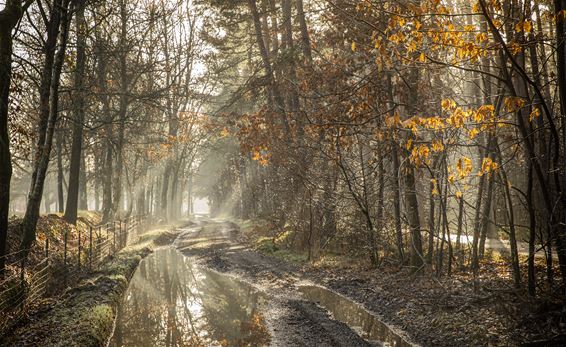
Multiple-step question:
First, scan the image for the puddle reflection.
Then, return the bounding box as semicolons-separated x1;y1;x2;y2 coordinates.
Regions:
109;247;270;347
299;286;412;347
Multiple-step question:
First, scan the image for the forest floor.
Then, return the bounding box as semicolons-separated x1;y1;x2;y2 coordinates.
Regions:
176;218;566;347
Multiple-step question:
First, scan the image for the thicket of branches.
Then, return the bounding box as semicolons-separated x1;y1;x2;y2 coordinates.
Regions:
200;0;566;297
1;0;566;299
0;0;214;273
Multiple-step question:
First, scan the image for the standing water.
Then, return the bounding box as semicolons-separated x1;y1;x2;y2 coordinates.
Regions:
109;247;270;346
299;286;413;347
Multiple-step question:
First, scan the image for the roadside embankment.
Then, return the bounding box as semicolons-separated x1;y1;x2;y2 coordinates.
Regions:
2;221;190;347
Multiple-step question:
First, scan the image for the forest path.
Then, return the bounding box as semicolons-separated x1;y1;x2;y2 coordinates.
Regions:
174;218;394;347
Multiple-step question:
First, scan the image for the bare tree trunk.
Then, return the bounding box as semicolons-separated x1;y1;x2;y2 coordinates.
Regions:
526;162;536;296
499;167;521;288
161;165;171;217
386;73;404;263
56;130;64;213
79;152;87;209
248;0;290;133
455;192;465;267
478;176;494;258
21;0;72;253
427;171;436;264
187;172;193;216
281;0;300;116
112;0;129;216
0;0;26;278
296;0;312;63
99;42;113;222
554;0;566;152
404;65;424;270
405;163;423;270
64;0;87;224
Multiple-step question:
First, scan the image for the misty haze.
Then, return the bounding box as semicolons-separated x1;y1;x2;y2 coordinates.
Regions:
0;0;565;346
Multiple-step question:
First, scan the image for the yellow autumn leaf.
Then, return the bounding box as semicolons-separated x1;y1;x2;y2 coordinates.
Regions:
529;107;541;122
468;128;480;139
448;174;455;184
431;140;444;152
524;21;532;33
478;157;499;177
441;99;453;110
504;97;526;112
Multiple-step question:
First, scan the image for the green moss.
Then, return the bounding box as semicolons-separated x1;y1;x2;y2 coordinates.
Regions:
253;237;307;264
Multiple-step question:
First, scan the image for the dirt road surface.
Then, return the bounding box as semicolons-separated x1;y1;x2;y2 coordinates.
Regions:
174;218;415;347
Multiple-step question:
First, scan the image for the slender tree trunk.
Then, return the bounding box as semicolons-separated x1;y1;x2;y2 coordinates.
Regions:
386;73;404;263
64;0;87;224
427;173;436;264
554;0;566;152
112;0;129;216
281;0;300;116
56;130;64;213
471;161;486;271
79;152;87;209
0;0;25;278
455;192;465;267
187;172;193;216
526;163;536;296
499;168;521;288
248;0;290;133
296;0;312;63
479;158;496;258
404;67;424;269
405;163;424;270
161;165;171;218
21;0;72;253
375;142;385;257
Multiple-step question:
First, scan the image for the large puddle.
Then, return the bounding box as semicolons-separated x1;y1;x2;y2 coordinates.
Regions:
299;286;413;347
109;247;270;346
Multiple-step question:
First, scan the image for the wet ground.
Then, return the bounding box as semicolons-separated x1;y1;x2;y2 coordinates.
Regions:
110;219;414;346
109;247;270;346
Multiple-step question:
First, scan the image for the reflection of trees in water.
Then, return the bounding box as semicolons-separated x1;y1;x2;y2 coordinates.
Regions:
111;248;270;346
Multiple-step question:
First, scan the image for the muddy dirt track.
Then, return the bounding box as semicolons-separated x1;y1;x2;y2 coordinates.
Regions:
173;218;413;347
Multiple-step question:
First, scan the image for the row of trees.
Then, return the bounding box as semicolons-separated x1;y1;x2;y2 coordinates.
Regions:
201;0;566;296
0;0;212;275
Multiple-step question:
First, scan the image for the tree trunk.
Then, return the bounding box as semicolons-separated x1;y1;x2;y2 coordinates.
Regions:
56;130;64;213
386;72;404;263
554;0;566;152
247;0;290;133
499;168;521;288
64;0;87;224
405;163;424;270
79;152;87;209
455;191;465;267
21;0;72;253
296;0;312;63
527;163;536;296
0;0;25;278
97;23;113;222
112;0;129;217
427;173;436;264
